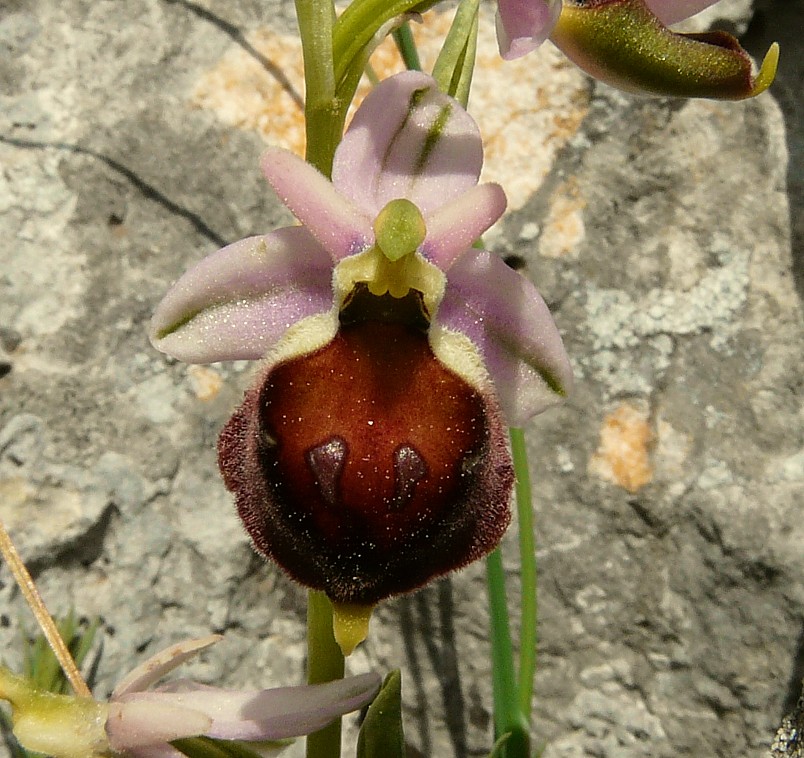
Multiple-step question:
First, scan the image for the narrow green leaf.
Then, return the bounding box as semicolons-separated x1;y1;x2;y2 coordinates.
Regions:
356;670;404;758
431;0;480;105
173;737;290;758
70;617;100;672
486;550;530;758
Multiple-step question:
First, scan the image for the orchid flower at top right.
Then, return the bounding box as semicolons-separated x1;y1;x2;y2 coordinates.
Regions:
496;0;779;100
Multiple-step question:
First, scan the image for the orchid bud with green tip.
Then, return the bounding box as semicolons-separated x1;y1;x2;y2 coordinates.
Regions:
150;72;572;651
550;0;778;100
496;0;778;100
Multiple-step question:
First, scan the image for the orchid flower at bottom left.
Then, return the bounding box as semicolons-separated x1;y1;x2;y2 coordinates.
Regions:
0;635;381;758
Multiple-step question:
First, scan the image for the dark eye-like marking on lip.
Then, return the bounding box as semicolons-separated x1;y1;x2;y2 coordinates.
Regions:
306;436;348;507
389;443;428;512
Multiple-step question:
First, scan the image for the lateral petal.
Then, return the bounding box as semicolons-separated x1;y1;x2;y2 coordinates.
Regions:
434;249;573;425
261;148;374;259
149;228;335;364
332;71;483;218
421;183;507;270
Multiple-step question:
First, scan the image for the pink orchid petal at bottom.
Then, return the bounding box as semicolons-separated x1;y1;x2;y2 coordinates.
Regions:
116;672;382;742
434;249;573;426
421;183;507;270
113;635;222;699
261;148;373;259
332;71;483;217
496;0;561;60
149;228;334;363
645;0;719;25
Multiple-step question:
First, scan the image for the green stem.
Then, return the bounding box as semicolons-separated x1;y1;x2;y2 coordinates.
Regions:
295;0;338;176
392;23;421;70
510;427;537;720
486;550;530;758
306;591;346;758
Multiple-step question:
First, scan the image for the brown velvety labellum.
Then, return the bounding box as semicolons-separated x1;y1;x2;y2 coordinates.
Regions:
219;319;514;605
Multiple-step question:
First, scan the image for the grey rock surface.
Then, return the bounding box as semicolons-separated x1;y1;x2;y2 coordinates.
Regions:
0;1;801;757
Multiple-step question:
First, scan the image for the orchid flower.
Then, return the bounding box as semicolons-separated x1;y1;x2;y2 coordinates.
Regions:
496;0;778;100
0;635;381;758
150;71;572;647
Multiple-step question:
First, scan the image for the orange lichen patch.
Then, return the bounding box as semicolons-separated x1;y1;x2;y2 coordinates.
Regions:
192;30;307;156
589;403;654;493
539;176;586;258
191;8;589;210
187;365;223;401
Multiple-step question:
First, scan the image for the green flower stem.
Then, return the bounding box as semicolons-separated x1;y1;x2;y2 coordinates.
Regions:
510;427;537;720
295;0;338;176
297;1;346;752
392;23;421;71
306;591;346;758
486;549;530;758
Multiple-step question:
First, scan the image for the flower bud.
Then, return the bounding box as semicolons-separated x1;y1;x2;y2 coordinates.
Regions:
551;0;778;100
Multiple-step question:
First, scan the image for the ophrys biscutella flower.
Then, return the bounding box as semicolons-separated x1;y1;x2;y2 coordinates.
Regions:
0;635;380;758
150;72;572;648
496;0;778;100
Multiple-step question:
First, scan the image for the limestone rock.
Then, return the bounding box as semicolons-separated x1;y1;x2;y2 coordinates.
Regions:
0;0;801;757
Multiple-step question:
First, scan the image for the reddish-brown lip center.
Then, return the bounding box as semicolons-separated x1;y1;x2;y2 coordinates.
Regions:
258;320;487;549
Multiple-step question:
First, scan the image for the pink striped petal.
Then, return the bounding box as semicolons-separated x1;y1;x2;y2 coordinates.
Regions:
332;72;483;218
421;183;507;270
434;249;573;425
496;0;561;60
646;0;720;25
149;228;335;363
261;148;373;259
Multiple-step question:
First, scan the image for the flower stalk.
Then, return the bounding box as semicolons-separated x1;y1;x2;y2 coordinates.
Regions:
510;428;538;720
295;0;338;176
306;591;346;758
